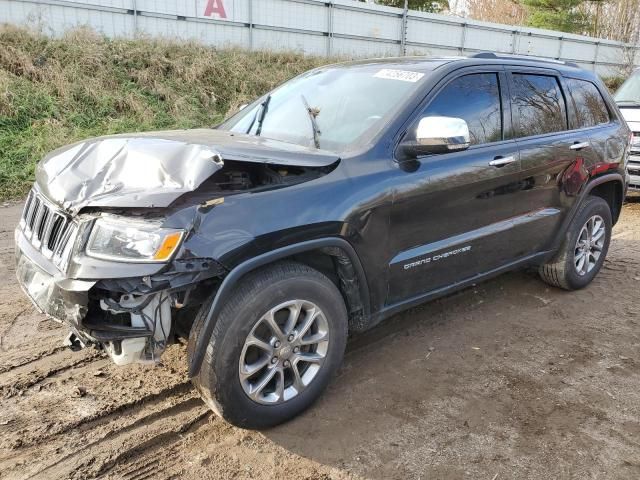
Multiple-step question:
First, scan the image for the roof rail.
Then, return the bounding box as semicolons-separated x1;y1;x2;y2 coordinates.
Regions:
469;52;580;69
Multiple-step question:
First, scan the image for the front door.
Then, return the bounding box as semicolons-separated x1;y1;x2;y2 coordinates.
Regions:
387;69;526;305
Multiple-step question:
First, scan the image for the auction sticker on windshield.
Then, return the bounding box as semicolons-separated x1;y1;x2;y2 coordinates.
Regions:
374;69;425;83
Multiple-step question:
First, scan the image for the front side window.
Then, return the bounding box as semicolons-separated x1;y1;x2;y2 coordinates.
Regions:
511;74;567;137
567;78;610;128
422;73;502;146
220;65;427;152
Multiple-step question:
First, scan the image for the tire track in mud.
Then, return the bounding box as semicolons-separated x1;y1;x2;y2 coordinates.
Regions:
26;397;210;480
0;350;103;398
51;381;195;439
1;380;200;479
0;308;30;349
0;346;68;374
97;407;211;479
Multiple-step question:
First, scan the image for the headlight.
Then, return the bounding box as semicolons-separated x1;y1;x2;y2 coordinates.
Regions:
86;217;184;263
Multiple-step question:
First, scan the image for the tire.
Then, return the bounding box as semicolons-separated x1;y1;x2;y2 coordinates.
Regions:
192;261;348;429
539;195;612;290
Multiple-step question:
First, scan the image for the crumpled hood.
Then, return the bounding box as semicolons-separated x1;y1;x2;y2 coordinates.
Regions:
36;129;340;214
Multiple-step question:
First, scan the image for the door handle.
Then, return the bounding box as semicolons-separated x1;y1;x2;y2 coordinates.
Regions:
570;141;590;150
489;155;517;167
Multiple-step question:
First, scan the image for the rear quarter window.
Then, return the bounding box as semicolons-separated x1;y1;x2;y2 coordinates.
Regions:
566;78;610;128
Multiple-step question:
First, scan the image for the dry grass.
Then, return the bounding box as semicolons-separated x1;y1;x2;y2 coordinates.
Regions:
0;25;334;200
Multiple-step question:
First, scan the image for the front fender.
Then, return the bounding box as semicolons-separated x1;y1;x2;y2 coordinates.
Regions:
186;237;369;378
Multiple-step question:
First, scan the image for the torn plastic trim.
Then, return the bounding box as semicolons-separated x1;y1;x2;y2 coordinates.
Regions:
95;257;227;295
322;246;366;332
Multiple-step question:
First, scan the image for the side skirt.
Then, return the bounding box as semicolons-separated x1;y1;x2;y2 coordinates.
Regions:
368;250;552;329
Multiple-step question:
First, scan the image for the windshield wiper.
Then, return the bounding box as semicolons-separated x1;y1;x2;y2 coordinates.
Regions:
246;95;271;135
301;94;321;149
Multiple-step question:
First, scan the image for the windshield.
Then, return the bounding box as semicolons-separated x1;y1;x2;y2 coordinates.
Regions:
614;70;640;105
219;64;427;152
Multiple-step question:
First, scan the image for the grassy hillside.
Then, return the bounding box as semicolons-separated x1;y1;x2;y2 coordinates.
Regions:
0;26;332;200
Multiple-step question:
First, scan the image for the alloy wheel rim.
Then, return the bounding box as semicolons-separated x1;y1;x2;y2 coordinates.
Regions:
574;214;605;276
238;300;330;405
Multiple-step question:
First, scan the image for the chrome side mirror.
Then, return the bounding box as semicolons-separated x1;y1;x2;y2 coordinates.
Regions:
400;116;471;158
239;103;249;111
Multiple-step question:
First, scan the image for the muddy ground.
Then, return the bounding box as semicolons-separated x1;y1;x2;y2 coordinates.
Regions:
2;200;640;480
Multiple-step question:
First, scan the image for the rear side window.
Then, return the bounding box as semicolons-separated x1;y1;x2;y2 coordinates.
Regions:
511;74;567;137
422;73;502;145
566;78;610;128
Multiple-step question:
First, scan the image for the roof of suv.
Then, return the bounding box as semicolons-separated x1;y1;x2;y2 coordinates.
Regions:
341;52;587;76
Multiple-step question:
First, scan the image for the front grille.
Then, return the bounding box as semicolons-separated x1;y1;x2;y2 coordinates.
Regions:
631;132;640;154
628;142;640;174
19;189;77;269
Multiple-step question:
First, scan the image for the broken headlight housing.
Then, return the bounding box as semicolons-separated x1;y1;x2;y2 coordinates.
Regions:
86;217;184;263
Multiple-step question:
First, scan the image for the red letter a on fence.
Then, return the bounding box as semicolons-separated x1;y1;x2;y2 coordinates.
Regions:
204;0;227;18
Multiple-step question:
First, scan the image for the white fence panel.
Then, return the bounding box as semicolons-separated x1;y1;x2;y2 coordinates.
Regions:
254;28;326;55
135;0;193;17
465;26;514;54
406;16;463;52
521;35;559;58
332;36;400;57
332;6;400;41
253;0;325;32
1;0;638;76
562;39;597;62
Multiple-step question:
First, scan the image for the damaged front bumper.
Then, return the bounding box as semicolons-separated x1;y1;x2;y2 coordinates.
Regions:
15;230;94;329
15;217;223;366
15;228;179;365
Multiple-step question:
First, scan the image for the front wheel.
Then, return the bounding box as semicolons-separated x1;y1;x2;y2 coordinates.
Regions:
192;261;348;429
539;195;612;290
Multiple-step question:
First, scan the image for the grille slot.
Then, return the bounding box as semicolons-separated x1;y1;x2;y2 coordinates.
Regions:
19;188;77;269
47;214;66;252
632;132;640;153
36;206;50;241
28;197;40;231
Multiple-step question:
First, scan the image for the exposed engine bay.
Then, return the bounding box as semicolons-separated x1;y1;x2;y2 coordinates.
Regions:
81;275;220;366
177;159;332;204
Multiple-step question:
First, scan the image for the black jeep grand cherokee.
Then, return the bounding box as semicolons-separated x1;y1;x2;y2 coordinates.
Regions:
15;53;630;428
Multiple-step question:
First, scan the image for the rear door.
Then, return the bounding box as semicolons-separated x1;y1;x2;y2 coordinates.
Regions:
564;76;627;182
505;68;601;255
388;68;526;304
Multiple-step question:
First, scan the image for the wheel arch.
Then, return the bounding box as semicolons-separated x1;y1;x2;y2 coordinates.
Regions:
547;173;625;257
587;177;624;225
187;238;370;377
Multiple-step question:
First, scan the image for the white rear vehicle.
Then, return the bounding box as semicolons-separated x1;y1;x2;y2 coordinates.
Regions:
615;69;640;191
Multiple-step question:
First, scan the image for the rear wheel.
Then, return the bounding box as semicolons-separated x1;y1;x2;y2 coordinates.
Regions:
539;195;611;290
192;261;348;429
